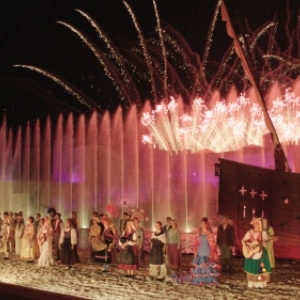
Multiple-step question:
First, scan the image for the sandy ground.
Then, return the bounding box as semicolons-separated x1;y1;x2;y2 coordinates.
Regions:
0;251;299;300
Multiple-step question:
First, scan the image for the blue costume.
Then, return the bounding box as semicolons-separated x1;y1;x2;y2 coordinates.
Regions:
171;234;219;286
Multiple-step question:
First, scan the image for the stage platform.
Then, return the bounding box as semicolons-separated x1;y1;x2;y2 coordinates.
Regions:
0;282;86;300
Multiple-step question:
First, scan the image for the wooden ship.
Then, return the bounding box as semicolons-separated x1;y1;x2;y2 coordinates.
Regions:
218;158;300;260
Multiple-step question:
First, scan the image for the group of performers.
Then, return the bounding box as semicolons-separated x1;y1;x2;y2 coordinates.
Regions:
0;208;79;268
0;208;276;288
89;212;275;288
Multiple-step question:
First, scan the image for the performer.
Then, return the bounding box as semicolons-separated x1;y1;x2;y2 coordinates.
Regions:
34;213;41;234
19;211;24;221
71;211;79;233
89;213;104;262
1;212;11;259
228;218;242;256
201;217;213;233
170;219;219;285
38;216;55;267
59;219;79;268
109;220;118;265
201;216;219;265
20;216;37;262
119;212;130;233
262;218;276;269
242;218;271;288
166;219;181;271
89;211;99;227
94;217;115;272
14;213;25;256
8;211;16;254
54;212;64;261
149;221;167;281
89;218;106;261
133;218;144;265
163;216;172;234
36;218;45;256
47;208;57;230
119;220;138;277
216;216;235;274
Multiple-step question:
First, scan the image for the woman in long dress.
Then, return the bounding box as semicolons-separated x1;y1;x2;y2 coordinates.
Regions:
170;219;219;285
14;214;25;256
1;212;11;259
242;218;271;288
166;220;181;271
94;217;115;272
20;216;37;262
119;220;138;277
149;221;167;281
59;219;79;268
38;216;55;267
9;212;16;254
202;217;220;265
36;218;45;257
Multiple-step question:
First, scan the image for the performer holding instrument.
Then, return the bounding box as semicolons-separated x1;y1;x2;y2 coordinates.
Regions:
242;218;271;288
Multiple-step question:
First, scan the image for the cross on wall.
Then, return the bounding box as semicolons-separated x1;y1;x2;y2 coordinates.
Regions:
238;186;268;200
250;189;257;198
260;191;268;200
239;186;247;196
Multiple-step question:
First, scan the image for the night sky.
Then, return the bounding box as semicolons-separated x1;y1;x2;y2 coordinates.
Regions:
0;0;299;124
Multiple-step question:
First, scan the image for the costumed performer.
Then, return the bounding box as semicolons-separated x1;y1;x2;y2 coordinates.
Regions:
242;218;271;288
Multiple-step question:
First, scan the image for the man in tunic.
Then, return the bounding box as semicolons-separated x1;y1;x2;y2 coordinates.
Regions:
54;212;64;261
163;217;172;234
216;216;235;274
166;220;181;271
133;218;144;265
119;212;130;233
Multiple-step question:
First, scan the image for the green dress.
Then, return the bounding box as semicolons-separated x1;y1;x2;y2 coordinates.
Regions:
243;230;271;287
244;248;271;274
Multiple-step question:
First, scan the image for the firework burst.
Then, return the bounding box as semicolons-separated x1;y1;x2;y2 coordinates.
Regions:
12;1;300;112
141;87;300;153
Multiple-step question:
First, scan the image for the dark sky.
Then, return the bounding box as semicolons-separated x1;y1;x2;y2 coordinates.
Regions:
0;0;299;123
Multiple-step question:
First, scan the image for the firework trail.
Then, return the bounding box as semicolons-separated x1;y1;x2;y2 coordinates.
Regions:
13;64;101;113
75;9;141;107
152;0;168;97
13;0;300;121
57;21;132;107
123;1;158;101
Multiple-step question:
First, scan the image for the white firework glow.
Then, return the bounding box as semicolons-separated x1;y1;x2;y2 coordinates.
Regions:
269;88;300;145
141;88;300;153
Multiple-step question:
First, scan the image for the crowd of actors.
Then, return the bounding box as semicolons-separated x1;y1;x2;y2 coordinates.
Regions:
0;209;79;268
0;209;276;288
